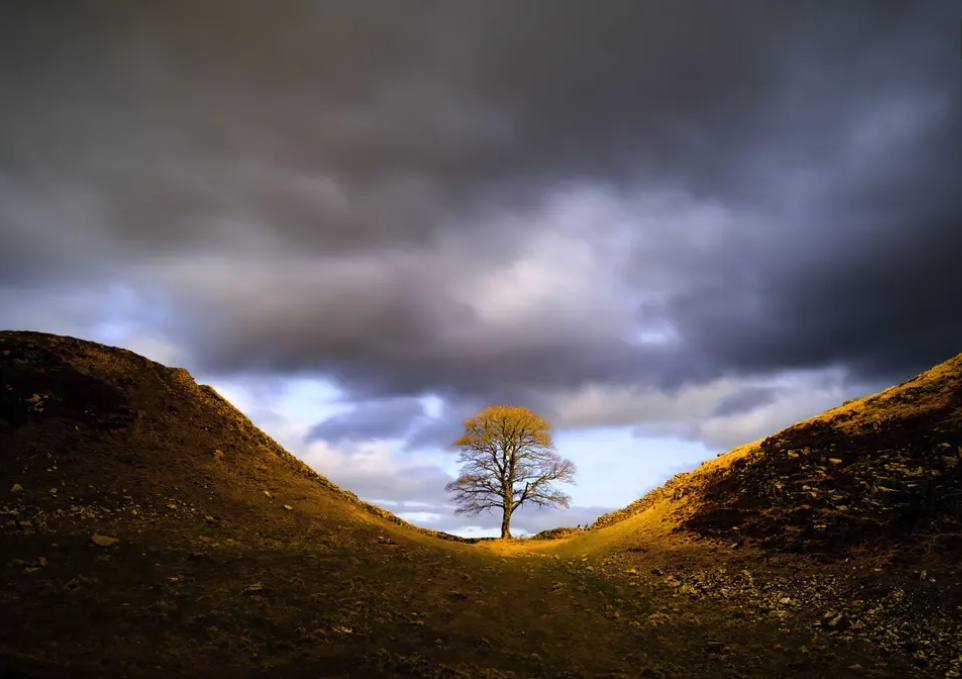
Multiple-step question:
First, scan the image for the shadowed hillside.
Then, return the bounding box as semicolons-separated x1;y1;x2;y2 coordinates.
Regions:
2;331;957;678
684;355;962;555
0;330;474;545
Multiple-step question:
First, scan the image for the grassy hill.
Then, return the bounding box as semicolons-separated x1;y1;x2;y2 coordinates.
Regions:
2;331;959;677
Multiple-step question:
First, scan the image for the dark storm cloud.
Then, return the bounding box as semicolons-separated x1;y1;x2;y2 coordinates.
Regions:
401;399;474;452
2;1;946;247
1;0;959;406
306;397;426;444
669;134;962;383
711;387;778;418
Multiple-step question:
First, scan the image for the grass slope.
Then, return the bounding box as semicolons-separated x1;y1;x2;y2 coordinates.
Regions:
1;331;956;678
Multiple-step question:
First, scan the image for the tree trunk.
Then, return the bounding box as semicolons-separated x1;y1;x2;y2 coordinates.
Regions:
500;507;512;539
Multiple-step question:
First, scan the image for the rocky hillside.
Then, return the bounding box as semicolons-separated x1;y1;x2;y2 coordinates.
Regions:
0;330;470;545
711;357;959;556
590;351;962;556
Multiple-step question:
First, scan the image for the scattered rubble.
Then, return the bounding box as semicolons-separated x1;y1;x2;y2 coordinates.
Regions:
90;535;119;548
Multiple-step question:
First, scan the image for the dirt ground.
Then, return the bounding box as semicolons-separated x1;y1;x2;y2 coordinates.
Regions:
1;514;932;678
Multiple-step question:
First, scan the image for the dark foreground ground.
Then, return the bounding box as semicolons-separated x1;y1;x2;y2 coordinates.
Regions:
1;519;938;679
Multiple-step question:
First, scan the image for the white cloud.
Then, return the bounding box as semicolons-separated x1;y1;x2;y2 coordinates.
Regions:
453;526;507;539
397;511;445;524
298;439;454;506
549;378;751;430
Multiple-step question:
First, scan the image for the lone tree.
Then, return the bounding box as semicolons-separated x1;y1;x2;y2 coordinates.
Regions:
446;405;577;538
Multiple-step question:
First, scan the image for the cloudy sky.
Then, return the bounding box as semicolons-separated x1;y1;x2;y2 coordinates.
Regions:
2;2;959;536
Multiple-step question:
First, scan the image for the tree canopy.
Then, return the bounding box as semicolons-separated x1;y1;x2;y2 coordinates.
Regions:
446;404;577;538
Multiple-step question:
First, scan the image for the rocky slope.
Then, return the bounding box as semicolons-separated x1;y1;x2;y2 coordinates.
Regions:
591;350;962;551
684;353;962;555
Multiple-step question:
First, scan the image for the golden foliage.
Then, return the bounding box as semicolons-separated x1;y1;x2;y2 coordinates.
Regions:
453;404;553;451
